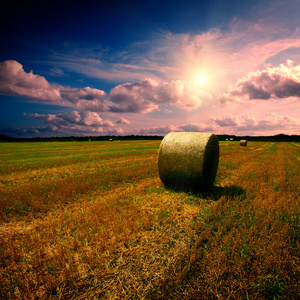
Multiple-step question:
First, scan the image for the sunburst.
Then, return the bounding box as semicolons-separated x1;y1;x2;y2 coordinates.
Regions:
197;74;206;84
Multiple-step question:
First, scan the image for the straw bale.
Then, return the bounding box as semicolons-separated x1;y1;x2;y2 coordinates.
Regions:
158;132;219;191
240;139;247;146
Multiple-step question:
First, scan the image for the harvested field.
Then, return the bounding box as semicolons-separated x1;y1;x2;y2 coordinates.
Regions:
0;140;299;299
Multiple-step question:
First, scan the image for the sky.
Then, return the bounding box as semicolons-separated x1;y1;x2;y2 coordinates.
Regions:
0;0;300;138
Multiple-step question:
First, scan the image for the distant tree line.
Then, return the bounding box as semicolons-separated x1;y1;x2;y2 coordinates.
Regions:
1;133;300;143
217;134;300;142
0;134;164;142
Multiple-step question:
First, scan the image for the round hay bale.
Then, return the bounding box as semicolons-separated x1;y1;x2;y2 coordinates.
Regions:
158;132;219;191
240;139;247;146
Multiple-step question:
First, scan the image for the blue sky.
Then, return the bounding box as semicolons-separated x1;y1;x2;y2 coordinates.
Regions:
1;0;300;137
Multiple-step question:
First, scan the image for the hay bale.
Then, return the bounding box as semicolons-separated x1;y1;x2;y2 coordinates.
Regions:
240;139;247;146
158;132;219;191
230;138;234;141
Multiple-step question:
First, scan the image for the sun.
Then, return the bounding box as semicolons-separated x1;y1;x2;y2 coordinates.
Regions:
197;75;206;84
186;69;213;89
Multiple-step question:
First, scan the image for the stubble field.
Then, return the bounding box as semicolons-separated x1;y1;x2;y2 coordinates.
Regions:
0;139;299;299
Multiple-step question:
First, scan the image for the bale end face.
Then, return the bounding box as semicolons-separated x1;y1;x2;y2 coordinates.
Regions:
158;132;219;191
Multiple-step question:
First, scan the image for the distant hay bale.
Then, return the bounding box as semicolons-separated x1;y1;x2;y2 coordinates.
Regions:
158;132;219;191
230;138;234;141
240;139;247;146
109;138;113;142
226;138;228;141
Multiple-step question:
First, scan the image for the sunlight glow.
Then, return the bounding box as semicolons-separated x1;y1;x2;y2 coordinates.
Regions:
197;74;206;84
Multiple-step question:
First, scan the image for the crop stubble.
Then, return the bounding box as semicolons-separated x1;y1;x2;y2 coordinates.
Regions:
0;140;299;299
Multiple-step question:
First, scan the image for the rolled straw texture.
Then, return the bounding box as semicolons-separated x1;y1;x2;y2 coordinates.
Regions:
158;132;219;191
240;140;247;146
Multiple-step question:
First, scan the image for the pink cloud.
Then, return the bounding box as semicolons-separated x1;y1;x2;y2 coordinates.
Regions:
210;114;240;127
109;78;213;113
137;112;299;136
179;123;217;132
139;122;217;135
211;112;300;133
0;60;108;111
0;60;62;102
116;118;131;124
139;125;180;135
219;60;300;104
59;87;107;111
109;79;160;113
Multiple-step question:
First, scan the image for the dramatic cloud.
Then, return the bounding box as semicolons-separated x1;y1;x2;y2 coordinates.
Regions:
0;60;108;111
109;78;213;113
24;111;123;135
0;60;212;114
219;60;300;103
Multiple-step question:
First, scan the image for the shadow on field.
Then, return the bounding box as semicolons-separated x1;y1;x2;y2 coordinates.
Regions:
165;184;245;201
199;185;245;201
